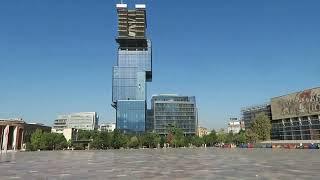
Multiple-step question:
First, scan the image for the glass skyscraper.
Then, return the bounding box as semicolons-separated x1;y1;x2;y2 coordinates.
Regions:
148;94;198;135
112;4;152;133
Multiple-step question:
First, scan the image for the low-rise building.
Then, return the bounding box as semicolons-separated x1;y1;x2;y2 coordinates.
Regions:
197;126;208;137
227;118;245;134
0;118;51;151
99;123;116;132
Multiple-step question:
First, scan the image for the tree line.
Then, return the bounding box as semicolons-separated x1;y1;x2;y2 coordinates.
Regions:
28;113;271;151
28;129;68;151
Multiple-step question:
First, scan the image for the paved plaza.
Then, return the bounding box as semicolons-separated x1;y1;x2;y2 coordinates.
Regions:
0;148;319;179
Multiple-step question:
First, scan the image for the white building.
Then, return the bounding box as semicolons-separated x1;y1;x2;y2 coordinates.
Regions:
52;128;77;142
227;118;245;134
53;112;99;131
99;123;116;132
52;115;68;132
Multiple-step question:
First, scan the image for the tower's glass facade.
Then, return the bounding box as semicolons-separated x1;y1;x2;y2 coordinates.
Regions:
112;4;152;133
148;95;198;135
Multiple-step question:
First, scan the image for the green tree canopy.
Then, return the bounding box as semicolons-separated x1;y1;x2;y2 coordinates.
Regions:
216;131;227;143
191;136;204;147
128;136;139;148
203;130;217;146
112;129;127;149
30;130;67;151
30;129;44;150
234;130;246;144
251;113;272;141
225;132;235;144
143;132;160;148
245;129;258;143
165;127;186;147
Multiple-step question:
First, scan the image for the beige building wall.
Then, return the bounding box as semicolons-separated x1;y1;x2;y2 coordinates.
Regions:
197;127;208;137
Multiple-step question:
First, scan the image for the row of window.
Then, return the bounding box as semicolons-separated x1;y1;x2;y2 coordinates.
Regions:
155;112;196;116
154;116;196;120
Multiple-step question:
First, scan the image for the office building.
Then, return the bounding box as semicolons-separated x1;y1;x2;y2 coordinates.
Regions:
52;112;99;131
67;112;98;131
227;118;245;134
52;115;68;132
146;109;154;132
112;4;152;133
271;87;320;140
0;118;51;151
149;94;198;135
241;103;272;128
99;123;116;132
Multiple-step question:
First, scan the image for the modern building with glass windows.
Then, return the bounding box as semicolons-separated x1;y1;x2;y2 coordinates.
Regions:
241;103;272;128
112;4;152;133
270;87;320;140
52;112;99;131
241;87;320;140
148;94;198;135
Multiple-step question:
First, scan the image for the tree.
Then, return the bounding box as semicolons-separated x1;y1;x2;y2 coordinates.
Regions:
165;127;186;147
112;129;127;149
128;136;139;148
160;136;166;147
67;140;72;148
216;131;227;144
245;129;258;143
171;128;185;147
251;113;272;141
30;129;44;150
53;133;67;150
100;131;112;149
166;132;174;146
204;129;217;146
234;130;246;144
77;130;93;140
42;132;54;150
225;132;234;144
143;133;160;148
30;130;67;151
191;136;204;147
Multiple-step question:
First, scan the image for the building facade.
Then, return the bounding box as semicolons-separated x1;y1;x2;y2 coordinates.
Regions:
53;112;99;131
67;112;98;131
241;103;272;128
99;123;116;132
112;4;152;133
146;109;154;132
52;128;77;142
227;118;245;134
271;87;320;140
52;115;68;132
0;118;51;151
197;126;208;137
149;94;198;135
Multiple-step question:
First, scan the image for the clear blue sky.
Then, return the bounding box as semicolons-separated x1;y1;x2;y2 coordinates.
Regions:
1;0;319;129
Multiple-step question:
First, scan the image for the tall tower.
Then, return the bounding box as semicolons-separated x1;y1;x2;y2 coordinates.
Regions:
112;4;152;133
